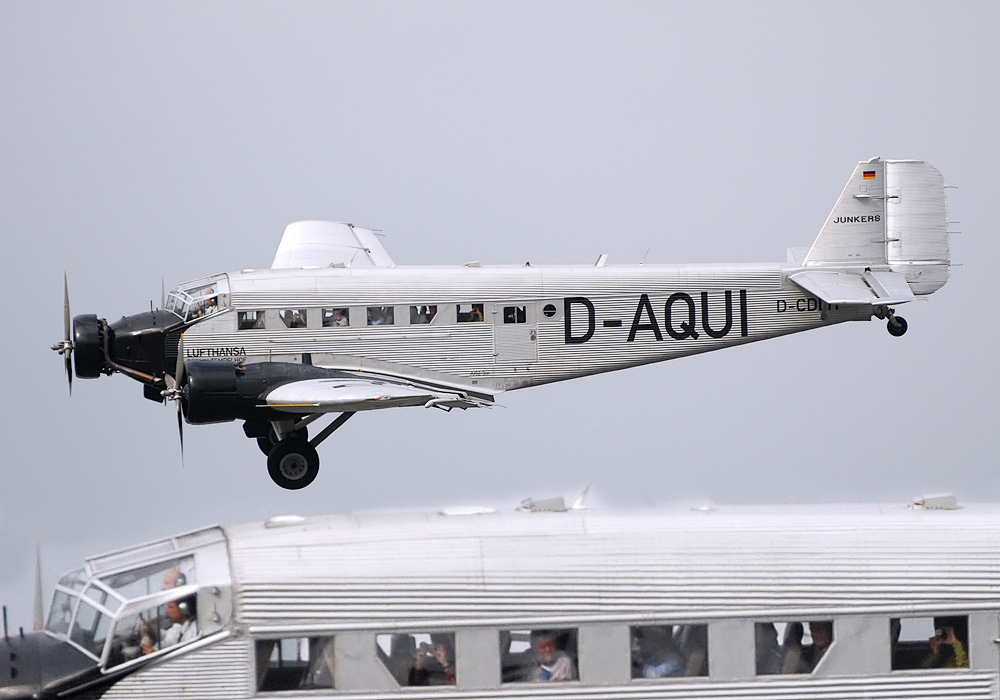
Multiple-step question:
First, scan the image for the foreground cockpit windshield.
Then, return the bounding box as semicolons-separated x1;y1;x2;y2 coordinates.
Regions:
43;526;230;670
164;275;230;322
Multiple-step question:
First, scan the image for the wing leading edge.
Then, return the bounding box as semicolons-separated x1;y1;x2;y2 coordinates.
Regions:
264;374;493;414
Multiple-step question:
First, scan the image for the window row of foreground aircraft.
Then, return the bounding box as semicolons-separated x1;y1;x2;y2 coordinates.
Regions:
52;158;952;487
0;493;996;700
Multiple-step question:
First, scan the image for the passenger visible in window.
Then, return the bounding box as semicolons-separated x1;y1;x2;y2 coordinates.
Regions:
755;623;783;675
411;305;437;324
411;639;456;686
922;617;969;668
633;625;684;678
367;307;393;326
803;621;833;671
469;305;484;322
528;630;577;682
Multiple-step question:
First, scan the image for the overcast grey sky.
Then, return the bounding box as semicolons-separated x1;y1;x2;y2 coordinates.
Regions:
2;2;997;630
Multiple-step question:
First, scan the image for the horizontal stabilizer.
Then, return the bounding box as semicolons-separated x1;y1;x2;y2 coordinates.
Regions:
271;221;395;269
789;270;915;305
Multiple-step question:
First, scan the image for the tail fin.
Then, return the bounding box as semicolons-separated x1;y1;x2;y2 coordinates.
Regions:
804;159;950;296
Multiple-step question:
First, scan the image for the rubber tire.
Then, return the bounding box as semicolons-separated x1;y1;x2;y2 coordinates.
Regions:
267;438;320;490
887;316;908;337
257;425;309;456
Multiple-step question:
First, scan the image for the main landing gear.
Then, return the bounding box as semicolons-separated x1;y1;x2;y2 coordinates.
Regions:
246;412;356;489
874;305;907;337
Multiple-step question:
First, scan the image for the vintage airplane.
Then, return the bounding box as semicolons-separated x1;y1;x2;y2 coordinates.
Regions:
0;492;994;700
52;158;951;489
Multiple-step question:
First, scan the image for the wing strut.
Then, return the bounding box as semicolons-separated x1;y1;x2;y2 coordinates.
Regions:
308;412;357;449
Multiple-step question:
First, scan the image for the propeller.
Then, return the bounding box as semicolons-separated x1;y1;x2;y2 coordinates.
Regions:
50;272;74;394
162;334;186;464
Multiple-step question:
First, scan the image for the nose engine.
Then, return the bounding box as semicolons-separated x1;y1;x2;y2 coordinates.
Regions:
71;314;109;379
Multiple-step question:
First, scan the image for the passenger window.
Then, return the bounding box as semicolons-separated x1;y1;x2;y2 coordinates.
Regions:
457;304;485;323
755;621;833;674
256;637;336;691
630;624;708;678
501;628;578;683
322;308;349;327
410;305;438;324
503;305;527;324
279;309;308;328
891;615;969;670
238;310;265;330
376;632;456;686
367;306;394;326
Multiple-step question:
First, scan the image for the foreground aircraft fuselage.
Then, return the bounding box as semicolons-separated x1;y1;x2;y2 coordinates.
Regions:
1;495;996;700
53;159;951;488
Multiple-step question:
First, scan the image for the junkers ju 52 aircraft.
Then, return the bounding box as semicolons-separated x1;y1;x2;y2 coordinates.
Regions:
52;158;951;489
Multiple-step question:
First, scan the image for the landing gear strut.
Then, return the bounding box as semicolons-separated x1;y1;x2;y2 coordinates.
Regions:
249;412;357;489
874;305;907;337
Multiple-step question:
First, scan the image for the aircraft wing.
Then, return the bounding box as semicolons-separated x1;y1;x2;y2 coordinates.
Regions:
788;270;915;305
271;221;395;269
263;375;492;414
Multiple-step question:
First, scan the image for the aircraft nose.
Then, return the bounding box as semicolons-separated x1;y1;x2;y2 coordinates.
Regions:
0;633;42;700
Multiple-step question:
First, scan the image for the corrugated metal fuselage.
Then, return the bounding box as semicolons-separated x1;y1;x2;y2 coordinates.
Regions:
180;262;872;393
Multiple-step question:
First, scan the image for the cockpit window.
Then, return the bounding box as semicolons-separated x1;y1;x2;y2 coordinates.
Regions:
85;583;124;614
70;600;110;659
47;590;76;635
100;556;195;600
106;594;199;668
165;277;229;321
59;568;88;592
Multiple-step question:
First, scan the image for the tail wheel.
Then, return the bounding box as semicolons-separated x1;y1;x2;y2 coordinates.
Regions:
267;439;320;489
887;316;908;337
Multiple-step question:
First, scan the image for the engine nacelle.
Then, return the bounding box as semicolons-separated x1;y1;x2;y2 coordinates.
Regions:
182;361;243;425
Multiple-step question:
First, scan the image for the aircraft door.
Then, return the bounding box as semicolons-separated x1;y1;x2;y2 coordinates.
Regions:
493;303;538;364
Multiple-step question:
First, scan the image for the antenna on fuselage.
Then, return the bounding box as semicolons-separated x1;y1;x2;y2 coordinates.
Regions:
639;248;651;266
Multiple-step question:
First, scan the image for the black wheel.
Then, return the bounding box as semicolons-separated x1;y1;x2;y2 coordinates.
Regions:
267;438;320;489
257;425;308;456
887;316;908;337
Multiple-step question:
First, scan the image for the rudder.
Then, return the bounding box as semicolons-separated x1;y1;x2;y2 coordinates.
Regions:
804;159;950;296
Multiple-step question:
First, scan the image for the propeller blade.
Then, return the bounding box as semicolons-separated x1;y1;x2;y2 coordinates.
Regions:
62;272;70;343
63;272;72;395
176;401;185;467
161;276;165;310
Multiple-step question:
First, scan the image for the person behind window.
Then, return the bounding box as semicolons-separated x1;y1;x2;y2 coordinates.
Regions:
410;639;456;686
469;305;484;322
160;595;198;648
803;621;833;671
634;625;685;678
333;309;348;327
528;630;577;682
923;616;969;668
